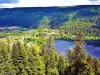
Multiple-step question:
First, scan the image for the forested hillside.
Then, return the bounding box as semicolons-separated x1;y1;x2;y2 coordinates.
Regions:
0;31;100;75
0;5;100;28
0;5;100;75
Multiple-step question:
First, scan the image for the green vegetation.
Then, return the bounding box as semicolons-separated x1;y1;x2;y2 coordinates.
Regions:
0;31;100;75
1;5;100;28
0;16;100;75
58;20;100;40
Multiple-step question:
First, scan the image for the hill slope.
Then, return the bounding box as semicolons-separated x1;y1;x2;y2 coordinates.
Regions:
0;5;100;28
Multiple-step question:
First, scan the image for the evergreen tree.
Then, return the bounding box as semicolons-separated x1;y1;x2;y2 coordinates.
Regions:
87;55;95;75
11;41;26;75
26;44;45;75
93;58;100;75
58;54;66;75
0;41;15;75
67;50;73;65
65;33;91;75
46;37;59;75
40;44;50;75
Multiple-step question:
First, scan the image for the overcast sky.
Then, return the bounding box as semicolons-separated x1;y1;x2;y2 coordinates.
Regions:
0;0;100;8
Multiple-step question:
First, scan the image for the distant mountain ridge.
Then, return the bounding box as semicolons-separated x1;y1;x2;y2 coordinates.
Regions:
0;5;100;28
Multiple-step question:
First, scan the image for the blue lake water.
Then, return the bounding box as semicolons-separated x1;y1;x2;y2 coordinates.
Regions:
54;40;100;58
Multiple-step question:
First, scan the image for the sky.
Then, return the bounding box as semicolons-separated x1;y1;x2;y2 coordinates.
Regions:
0;0;100;8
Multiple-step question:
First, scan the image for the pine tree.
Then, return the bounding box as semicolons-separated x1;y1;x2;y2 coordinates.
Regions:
93;58;100;75
26;44;45;75
11;41;26;75
45;37;59;75
72;32;86;63
67;50;73;65
0;41;15;75
87;55;95;75
40;44;49;75
65;33;91;75
58;54;66;75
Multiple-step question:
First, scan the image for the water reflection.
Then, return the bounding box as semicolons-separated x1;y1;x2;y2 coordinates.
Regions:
54;40;100;58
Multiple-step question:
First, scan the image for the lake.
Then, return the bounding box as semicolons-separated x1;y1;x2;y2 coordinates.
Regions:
54;40;100;58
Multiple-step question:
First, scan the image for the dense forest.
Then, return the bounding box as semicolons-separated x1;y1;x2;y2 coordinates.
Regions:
0;5;100;28
0;19;100;75
0;32;100;75
0;5;100;75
